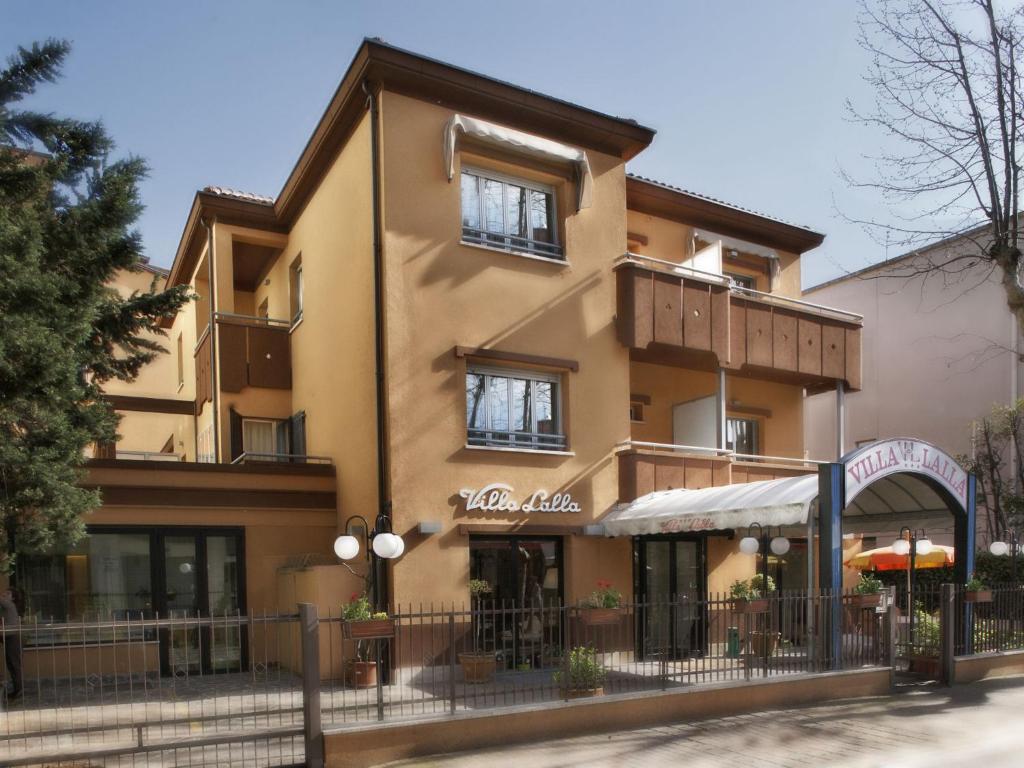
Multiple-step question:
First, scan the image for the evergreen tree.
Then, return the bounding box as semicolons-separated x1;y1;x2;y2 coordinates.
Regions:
0;40;191;573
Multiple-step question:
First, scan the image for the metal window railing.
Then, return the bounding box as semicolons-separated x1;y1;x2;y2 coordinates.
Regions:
468;429;568;451
462;228;565;261
230;452;333;465
114;450;184;462
616;440;825;469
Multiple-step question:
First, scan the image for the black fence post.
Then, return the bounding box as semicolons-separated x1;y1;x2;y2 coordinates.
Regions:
886;586;897;689
448;611;456;715
940;583;956;687
298;602;323;768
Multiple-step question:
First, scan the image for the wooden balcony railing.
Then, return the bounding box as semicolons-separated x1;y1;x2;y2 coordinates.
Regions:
194;314;292;405
615;255;863;392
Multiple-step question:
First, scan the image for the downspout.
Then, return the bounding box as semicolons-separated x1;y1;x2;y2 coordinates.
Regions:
201;217;220;463
364;79;391;611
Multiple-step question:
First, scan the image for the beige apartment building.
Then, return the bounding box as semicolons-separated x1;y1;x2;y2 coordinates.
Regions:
16;40;865;673
803;228;1023;537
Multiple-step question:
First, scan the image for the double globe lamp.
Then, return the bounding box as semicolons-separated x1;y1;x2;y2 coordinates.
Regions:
333;531;405;561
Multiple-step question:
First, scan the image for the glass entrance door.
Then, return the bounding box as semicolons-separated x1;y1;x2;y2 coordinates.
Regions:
638;537;706;659
156;529;246;675
469;536;563;670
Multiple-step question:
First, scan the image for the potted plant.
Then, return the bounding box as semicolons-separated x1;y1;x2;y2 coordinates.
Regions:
964;574;993;603
553;646;606;699
908;607;941;678
851;573;885;608
729;576;771;614
341;593;393;688
579;580;623;625
459;579;497;683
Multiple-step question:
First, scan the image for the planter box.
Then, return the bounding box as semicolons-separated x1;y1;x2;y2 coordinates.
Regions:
563;686;604;699
579;607;623;626
731;598;769;614
459;652;497;684
749;631;781;657
850;593;883;609
347;660;377;689
908;654;941;679
343;618;395;640
964;590;993;604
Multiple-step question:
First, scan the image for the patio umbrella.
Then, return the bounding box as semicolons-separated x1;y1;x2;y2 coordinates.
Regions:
845;544;954;571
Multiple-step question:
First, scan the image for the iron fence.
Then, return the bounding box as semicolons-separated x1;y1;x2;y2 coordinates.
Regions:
0;612;304;767
956;583;1024;655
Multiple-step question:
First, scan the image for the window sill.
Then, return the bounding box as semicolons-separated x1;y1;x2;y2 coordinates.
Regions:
464;444;574;457
459;240;570;267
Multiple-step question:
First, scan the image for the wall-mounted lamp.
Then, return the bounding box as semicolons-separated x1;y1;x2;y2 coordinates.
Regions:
333;513;405;562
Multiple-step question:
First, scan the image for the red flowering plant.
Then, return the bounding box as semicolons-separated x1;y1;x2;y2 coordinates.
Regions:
582;580;622;609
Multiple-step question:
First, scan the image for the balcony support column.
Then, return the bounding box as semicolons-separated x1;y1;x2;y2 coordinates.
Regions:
715;368;727;450
835;379;845;461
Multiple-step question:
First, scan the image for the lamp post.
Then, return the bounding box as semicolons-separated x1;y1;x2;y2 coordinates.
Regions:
894;526;932;644
989;531;1020;584
333;513;405;609
739;523;789;592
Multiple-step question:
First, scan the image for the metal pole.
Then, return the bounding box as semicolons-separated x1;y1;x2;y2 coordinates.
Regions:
716;368;727;450
940;583;955;686
298;603;323;768
835;380;845;460
806;513;815;665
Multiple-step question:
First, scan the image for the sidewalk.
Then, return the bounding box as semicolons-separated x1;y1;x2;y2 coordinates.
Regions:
386;675;1024;767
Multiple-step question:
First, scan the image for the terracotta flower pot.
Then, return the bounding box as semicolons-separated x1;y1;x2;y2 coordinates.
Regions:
749;631;781;657
458;651;497;683
564;686;604;699
731;598;769;614
347;660;378;689
580;607;622;626
343;618;395;640
851;593;883;608
964;590;993;604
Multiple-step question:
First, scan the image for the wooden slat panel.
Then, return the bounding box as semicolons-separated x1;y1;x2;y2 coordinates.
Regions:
218;323;248;393
683;459;714;490
653;273;682;346
194;332;212;406
745;303;773;367
248;326;292;389
713;460;732;486
821;323;846;380
682;281;712;351
618;454;638;501
728;299;746;368
731;466;749;484
710;286;730;364
845;326;862;390
772;309;798;372
797;318;822;376
655;459;686;491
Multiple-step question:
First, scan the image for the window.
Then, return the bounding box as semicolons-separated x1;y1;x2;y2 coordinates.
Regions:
176;333;184;388
466;366;565;450
289;256;303;324
242;418;285;458
197;424;215;463
725;272;756;290
460;168;562;260
257;298;269;319
629;400;646;423
726;417;758;455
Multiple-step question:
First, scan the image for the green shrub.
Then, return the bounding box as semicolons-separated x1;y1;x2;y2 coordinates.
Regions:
552;646;605;690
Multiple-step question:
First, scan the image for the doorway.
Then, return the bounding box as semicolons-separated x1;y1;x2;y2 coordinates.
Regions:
468;535;563;669
636;536;707;658
154;528;246;676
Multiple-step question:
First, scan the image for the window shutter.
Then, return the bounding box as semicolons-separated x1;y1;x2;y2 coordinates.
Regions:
290;411;306;461
229;409;243;462
276;419;292;459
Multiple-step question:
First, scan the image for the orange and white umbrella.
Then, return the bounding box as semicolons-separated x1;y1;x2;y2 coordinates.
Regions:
845;544;954;571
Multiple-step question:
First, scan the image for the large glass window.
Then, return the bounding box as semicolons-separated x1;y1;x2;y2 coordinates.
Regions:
20;532;153;623
466;366;565;450
460;168;562;260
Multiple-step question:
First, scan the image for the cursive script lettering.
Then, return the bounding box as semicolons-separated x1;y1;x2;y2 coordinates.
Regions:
459;484;581;514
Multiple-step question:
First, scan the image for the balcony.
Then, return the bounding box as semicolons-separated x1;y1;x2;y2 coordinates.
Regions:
195;313;292;407
617;440;819;503
615;255;862;392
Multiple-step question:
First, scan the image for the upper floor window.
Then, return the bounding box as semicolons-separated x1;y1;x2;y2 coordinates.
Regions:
460;168;563;261
466;366;565;451
726;417;758;455
725;272;756;291
289;255;303;325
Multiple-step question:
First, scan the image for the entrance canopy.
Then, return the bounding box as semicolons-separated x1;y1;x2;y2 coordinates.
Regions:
602;474;818;536
603;438;970;537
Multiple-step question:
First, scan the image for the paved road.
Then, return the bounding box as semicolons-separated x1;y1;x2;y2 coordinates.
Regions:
388;675;1024;767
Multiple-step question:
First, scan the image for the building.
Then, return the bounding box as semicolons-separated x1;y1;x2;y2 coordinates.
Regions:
17;40;867;672
803;227;1023;542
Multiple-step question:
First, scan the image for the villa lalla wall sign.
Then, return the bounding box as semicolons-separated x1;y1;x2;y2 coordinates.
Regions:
459;483;582;514
843;438;968;510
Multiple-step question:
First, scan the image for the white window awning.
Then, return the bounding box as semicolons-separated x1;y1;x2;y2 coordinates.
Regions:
601;474;819;536
444;114;593;210
694;229;779;260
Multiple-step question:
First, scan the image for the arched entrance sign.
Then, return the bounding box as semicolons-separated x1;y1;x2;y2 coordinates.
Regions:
817;438;976;668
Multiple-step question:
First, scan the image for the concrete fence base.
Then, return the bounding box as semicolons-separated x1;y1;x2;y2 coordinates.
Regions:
323;667;891;768
953;650;1024;684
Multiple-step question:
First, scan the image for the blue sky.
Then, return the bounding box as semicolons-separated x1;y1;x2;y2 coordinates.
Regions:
5;1;893;288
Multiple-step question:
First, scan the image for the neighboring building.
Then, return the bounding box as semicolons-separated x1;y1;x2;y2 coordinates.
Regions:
803;229;1022;540
17;40;865;670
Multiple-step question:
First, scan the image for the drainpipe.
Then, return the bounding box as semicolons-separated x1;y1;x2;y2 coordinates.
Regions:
364;79;391;612
716;369;727;450
202;217;220;463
